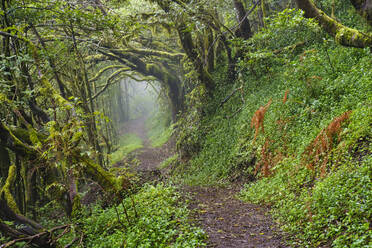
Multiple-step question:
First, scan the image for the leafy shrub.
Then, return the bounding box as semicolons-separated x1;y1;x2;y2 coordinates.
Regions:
70;184;206;247
303;159;371;247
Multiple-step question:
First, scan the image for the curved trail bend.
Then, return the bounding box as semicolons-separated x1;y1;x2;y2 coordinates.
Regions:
121;117;287;248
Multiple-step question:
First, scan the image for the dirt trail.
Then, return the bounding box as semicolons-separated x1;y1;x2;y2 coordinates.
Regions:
185;186;286;248
121;117;287;248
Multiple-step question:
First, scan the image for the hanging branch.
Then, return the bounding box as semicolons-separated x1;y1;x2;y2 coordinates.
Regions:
91;68;131;100
30;24;68;98
89;65;129;82
219;86;243;108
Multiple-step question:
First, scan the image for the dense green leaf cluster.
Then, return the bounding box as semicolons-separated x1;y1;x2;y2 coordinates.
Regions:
62;184;206;248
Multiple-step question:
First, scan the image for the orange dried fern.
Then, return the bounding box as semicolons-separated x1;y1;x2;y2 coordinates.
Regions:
251;99;272;141
252;92;291;177
283;89;289;104
254;138;272;177
254;138;284;177
303;111;352;177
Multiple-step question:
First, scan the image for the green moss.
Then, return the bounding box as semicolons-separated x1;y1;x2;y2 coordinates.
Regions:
81;155;124;194
90;65;128;82
71;194;82;219
0;165;20;214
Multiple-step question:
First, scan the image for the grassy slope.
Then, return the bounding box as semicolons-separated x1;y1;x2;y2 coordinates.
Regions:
146;112;173;148
175;9;371;247
110;133;144;165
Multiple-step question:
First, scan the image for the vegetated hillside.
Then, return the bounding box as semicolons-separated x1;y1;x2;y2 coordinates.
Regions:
174;9;371;247
1;0;371;246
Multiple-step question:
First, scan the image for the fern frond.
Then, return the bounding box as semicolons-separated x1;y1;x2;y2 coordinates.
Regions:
251;99;272;141
283;89;289;104
303;111;352;176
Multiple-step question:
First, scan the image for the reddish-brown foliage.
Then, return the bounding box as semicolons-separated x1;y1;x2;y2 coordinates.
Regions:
283;89;289;104
255;138;272;177
254;138;284;177
303;111;352;177
251;99;272;141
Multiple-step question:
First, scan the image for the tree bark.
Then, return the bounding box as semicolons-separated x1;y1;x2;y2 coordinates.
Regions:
0;146;10;179
234;0;253;39
177;23;215;92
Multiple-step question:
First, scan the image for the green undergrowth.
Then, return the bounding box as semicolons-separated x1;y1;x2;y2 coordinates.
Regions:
110;133;143;165
238;105;372;247
146;111;173;147
60;184;206;248
239;156;371;247
158;154;178;170
175;9;372;184
173;9;372;247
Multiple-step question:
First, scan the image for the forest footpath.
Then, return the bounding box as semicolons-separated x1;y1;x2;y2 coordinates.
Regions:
122;117;287;248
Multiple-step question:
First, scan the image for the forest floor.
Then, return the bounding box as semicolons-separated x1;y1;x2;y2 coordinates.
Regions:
120;117;287;248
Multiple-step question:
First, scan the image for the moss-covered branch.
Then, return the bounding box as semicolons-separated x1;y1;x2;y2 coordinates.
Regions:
111;48;184;60
295;0;372;48
0;124;36;156
0;165;20;214
78;154;129;195
89;65;129;82
92;68;131;100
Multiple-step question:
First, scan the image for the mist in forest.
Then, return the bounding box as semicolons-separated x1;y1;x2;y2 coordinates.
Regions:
116;78;160;123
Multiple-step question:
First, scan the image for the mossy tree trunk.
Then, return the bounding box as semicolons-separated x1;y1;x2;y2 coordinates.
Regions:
0;146;10;179
0;166;56;248
177;23;215;93
233;0;253;39
295;0;372;48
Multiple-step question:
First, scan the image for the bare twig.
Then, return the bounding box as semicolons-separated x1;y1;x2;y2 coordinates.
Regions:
64;237;80;248
0;225;69;248
219;86;243;108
